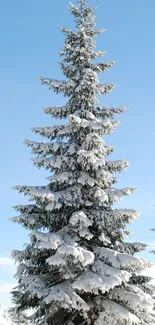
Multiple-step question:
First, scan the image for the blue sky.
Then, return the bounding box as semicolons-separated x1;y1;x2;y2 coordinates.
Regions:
0;0;155;307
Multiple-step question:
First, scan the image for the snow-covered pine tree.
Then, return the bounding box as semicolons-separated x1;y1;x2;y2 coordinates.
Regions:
11;0;155;324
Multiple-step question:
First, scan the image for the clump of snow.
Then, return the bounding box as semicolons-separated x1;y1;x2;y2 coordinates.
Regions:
95;300;140;325
44;283;89;314
73;271;122;294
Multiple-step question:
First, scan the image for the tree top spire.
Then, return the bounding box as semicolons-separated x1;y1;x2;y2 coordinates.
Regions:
69;0;95;23
77;0;87;4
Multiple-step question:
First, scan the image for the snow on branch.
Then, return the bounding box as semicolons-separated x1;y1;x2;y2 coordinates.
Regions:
31;231;61;250
108;286;154;313
73;271;122;295
14;185;55;201
69;114;119;135
106;159;129;172
11;212;46;230
93;106;127;117
32;155;76;171
114;241;147;255
44;105;72;118
38;77;76;95
58;26;75;35
31;116;118;139
88;208;140;227
24;139;76;156
96;83;115;95
31;124;71;139
92;61;115;73
12;204;39;214
44;283;89;315
91;50;106;59
77;150;119;173
92;259;131;282
105;187;135;203
69;210;93;239
44;104;126;120
47;243;94;268
48;171;97;187
81;133;114;156
96;299;140;325
95;246;151;272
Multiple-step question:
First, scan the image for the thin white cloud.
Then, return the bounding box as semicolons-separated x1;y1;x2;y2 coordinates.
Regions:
0;257;15;274
0;283;16;309
0;257;17;308
0;283;16;293
0;258;14;266
146;242;155;248
0;258;13;265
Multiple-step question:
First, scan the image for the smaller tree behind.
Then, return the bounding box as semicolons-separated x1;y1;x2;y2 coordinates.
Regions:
151;228;155;255
9;308;29;324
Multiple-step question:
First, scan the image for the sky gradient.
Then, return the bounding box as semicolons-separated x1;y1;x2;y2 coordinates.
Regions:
0;0;155;307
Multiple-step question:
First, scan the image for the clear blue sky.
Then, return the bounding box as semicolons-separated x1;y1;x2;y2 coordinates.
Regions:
0;0;155;305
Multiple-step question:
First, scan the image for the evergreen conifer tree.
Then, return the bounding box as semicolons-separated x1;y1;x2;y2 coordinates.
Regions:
11;0;155;324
